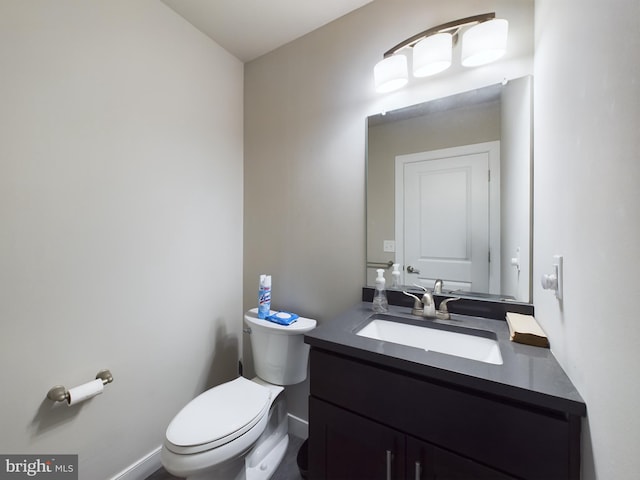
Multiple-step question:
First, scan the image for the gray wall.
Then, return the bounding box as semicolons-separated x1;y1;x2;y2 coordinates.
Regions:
4;1;637;478
244;0;533;427
245;0;640;478
0;1;243;478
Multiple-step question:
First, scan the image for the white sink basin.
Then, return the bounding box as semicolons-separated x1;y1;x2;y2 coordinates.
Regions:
356;316;503;365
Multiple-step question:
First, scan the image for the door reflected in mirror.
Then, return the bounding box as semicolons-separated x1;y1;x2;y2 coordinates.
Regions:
366;76;532;303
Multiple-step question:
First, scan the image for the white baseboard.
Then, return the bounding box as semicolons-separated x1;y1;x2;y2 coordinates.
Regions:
287;413;308;440
111;446;162;480
112;414;306;480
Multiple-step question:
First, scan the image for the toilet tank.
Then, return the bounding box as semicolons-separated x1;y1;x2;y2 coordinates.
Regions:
244;309;317;385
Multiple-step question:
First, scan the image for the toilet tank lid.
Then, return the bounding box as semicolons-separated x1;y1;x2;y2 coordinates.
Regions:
165;377;270;450
245;308;317;334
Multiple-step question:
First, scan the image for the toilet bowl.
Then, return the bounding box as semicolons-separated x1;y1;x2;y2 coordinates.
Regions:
161;309;316;480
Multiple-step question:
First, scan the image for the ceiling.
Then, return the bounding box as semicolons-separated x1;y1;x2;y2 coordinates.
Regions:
161;0;375;62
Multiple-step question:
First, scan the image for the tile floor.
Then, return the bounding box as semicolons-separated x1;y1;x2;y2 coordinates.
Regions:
145;435;305;480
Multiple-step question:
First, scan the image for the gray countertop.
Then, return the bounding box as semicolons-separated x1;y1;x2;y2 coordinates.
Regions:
304;302;586;417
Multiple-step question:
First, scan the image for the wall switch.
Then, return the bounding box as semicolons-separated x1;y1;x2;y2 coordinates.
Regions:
541;254;563;300
383;240;396;253
510;247;521;272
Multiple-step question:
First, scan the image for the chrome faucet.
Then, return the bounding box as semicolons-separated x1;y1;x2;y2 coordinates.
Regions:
403;287;461;320
433;279;443;294
403;291;435;317
403;285;436;318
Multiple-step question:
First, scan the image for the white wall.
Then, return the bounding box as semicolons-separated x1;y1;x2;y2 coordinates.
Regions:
534;1;640;479
244;0;533;425
501;75;532;301
0;1;243;478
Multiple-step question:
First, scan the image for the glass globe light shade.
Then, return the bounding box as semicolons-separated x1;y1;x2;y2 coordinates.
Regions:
374;54;408;93
413;33;453;77
461;19;509;67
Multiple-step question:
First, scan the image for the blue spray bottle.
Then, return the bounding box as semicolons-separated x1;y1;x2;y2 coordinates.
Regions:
258;274;272;319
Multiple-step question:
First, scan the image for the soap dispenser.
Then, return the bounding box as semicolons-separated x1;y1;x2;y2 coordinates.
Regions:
390;263;401;289
372;269;389;313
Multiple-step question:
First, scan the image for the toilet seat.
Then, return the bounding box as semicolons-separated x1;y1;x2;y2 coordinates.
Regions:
165;377;271;455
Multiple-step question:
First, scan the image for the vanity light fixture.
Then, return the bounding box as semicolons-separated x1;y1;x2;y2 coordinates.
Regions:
374;12;508;93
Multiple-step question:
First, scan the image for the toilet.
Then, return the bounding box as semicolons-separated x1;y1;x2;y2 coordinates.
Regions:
161;308;316;480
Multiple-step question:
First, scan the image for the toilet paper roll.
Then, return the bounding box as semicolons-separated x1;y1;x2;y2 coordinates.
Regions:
67;379;104;406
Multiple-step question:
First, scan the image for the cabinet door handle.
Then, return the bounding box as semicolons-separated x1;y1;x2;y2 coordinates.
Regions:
386;450;392;480
414;461;421;480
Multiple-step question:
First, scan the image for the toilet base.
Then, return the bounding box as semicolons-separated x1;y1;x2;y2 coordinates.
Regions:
184;434;288;480
245;392;289;480
246;434;288;480
165;385;289;480
187;456;245;480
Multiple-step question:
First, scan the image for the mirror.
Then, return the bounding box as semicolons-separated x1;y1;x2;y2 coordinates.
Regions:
366;76;532;303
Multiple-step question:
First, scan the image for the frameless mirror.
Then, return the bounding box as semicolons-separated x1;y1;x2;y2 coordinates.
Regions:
366;76;532;303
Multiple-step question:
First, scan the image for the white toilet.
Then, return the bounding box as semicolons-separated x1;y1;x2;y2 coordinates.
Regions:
161;308;316;480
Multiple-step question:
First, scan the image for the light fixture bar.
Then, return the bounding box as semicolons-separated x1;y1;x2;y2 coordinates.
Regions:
382;12;496;58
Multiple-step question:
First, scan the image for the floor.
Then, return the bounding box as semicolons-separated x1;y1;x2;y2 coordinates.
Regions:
146;435;305;480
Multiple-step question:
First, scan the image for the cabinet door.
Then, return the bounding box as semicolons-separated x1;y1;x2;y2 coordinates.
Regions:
407;436;516;480
310;397;405;480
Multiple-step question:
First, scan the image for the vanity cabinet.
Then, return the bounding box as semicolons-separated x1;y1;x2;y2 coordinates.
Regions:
311;397;514;480
310;397;406;479
308;348;581;480
407;436;515;480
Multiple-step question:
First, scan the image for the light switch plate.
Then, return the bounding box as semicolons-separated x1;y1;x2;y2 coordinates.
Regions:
383;240;395;252
554;255;563;300
541;254;563;300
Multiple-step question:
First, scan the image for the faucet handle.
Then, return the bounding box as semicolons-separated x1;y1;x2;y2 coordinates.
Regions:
403;291;424;316
403;291;421;302
438;297;460;319
412;284;434;305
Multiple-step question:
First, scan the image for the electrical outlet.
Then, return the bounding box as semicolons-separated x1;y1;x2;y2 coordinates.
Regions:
383;240;396;252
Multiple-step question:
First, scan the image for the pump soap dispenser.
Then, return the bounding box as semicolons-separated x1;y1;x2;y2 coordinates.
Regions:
372;269;389;313
391;263;401;289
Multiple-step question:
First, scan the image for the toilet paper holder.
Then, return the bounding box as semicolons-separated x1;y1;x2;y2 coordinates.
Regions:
47;369;113;403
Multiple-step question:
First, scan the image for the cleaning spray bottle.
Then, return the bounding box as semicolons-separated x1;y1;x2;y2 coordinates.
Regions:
372;269;389;313
258;274;272;319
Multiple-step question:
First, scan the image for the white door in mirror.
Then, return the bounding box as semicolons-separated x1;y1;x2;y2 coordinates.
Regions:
396;142;500;292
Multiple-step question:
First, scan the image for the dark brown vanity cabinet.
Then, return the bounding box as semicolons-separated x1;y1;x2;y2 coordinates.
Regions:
308;348;581;480
310;397;406;479
310;397;514;480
